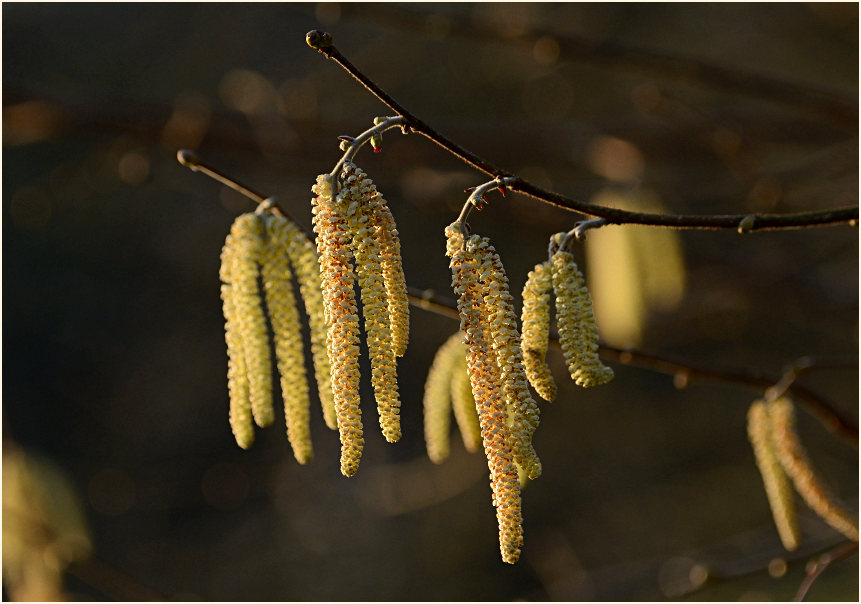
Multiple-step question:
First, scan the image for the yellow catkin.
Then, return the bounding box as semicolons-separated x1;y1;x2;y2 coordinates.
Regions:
423;332;467;463
747;400;800;550
451;349;483;454
343;161;410;358
219;239;254;449
551;248;614;387
521;260;557;402
769;396;859;542
279;217;337;431
311;174;364;477
227;213;274;428
446;224;523;564
339;163;401;442
263;214;313;464
469;236;542;480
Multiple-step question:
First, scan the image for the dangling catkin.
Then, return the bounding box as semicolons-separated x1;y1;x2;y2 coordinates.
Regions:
446;224;523;564
339;163;401;442
423;332;467;463
262;214;313;464
769;396;859;542
311;174;364;477
521;260;557;402
469;236;542;480
220;240;254;449
450;350;483;454
278;216;337;430
226;213;274;428
343;161;410;358
551;246;614;387
747;400;799;550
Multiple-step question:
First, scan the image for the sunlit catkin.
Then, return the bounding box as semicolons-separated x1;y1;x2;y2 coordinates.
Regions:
470;236;542;480
551;248;614;387
446;224;523;564
278;217;337;430
263;214;313;464
225;213;274;428
521;260;557;402
339;163;401;442
451;351;482;454
311;174;364;477
747;400;799;550
423;332;466;463
769;396;859;542
344;162;410;358
220;241;254;449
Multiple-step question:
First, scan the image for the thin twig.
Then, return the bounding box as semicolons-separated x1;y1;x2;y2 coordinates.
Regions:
307;32;859;231
793;540;859;601
404;286;859;449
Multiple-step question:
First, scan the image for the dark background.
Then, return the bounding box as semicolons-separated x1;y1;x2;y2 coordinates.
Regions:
3;3;858;601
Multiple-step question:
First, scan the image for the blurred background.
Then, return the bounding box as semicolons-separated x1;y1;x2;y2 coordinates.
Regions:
3;3;858;601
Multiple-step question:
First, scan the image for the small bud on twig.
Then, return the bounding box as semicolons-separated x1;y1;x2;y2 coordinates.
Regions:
306;30;334;50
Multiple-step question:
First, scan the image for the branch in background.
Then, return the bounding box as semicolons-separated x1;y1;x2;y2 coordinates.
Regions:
794;540;859;601
405;286;859;449
307;31;859;232
346;3;858;130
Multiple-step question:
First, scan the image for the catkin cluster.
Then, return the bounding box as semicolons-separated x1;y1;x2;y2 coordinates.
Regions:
445;223;533;564
519;234;614;397
423;331;483;464
311;163;409;476
219;211;334;463
747;396;858;548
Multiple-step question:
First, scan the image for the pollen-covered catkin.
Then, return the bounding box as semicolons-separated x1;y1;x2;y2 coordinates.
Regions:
521;260;557;402
263;214;313;464
339;163;401;442
769;396;859;542
451;350;482;454
551;247;614;387
469;236;542;480
227;213;274;428
220;240;254;449
423;332;466;463
279;217;337;430
747;400;799;550
311;174;364;477
446;224;523;564
343;162;410;358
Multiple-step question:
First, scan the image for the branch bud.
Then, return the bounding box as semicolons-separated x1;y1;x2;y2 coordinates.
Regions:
738;214;757;234
370;133;383;153
306;30;334;50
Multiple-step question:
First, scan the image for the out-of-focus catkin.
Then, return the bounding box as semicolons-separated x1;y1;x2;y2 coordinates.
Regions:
312;174;364;477
769;396;859;542
451;350;482;454
521;260;557;402
551;247;614;387
263;215;313;464
220;240;254;449
469;236;542;480
278;216;337;431
446;224;523;564
225;213;274;428
747;399;799;550
339;163;401;443
423;332;466;463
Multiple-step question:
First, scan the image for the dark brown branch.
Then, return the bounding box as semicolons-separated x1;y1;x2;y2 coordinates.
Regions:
307;32;859;232
405;286;859;449
794;540;859;601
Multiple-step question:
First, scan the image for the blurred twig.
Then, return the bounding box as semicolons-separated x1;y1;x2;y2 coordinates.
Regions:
794;540;858;601
308;32;859;231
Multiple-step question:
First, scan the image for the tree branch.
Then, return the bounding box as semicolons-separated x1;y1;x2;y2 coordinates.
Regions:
793;540;859;601
307;31;859;232
405;286;859;449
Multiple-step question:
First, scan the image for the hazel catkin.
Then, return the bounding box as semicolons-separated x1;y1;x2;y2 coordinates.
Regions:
521;260;557;402
312;174;364;477
551;247;614;387
423;332;466;464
